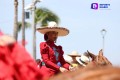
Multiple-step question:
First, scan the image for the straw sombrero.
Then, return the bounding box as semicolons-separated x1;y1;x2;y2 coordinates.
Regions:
76;55;90;67
68;51;81;57
64;55;73;64
36;21;69;36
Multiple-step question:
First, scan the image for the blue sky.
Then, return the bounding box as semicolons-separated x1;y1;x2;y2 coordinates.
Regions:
0;0;120;65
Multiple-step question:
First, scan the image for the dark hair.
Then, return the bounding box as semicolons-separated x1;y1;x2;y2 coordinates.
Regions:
36;59;41;64
44;33;48;41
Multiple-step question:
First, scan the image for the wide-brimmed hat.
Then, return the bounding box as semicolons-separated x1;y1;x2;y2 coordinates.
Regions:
36;21;69;36
76;55;90;67
68;51;81;57
64;55;73;64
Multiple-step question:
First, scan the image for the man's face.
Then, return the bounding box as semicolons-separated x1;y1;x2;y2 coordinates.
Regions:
71;56;78;63
47;31;58;41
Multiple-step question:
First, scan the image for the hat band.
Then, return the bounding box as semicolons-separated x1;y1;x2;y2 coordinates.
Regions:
79;59;88;65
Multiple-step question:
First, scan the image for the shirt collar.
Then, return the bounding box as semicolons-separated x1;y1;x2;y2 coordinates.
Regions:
46;41;55;47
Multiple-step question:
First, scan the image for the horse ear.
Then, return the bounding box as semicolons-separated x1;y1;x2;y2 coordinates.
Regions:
99;49;103;56
87;50;96;60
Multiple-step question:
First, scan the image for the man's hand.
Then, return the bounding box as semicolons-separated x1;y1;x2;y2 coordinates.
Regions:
59;67;68;73
69;66;76;71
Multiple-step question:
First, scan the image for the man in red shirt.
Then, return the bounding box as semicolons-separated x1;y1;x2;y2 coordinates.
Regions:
37;21;74;79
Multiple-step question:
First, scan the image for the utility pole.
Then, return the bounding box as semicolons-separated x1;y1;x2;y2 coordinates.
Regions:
32;0;36;59
101;29;107;53
25;0;41;59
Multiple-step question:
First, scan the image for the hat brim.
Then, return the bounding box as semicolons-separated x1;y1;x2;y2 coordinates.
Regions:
64;55;73;64
68;54;81;57
76;57;86;67
36;27;69;36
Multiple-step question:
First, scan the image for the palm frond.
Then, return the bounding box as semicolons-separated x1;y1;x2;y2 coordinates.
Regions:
35;7;60;27
17;21;31;32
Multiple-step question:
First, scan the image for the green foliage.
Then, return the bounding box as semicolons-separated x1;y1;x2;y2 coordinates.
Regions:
35;7;60;27
17;22;31;32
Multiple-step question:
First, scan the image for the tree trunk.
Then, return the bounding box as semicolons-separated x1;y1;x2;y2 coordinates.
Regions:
22;0;25;47
13;0;18;40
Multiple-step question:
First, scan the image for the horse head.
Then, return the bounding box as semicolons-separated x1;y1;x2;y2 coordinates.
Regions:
87;49;112;66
